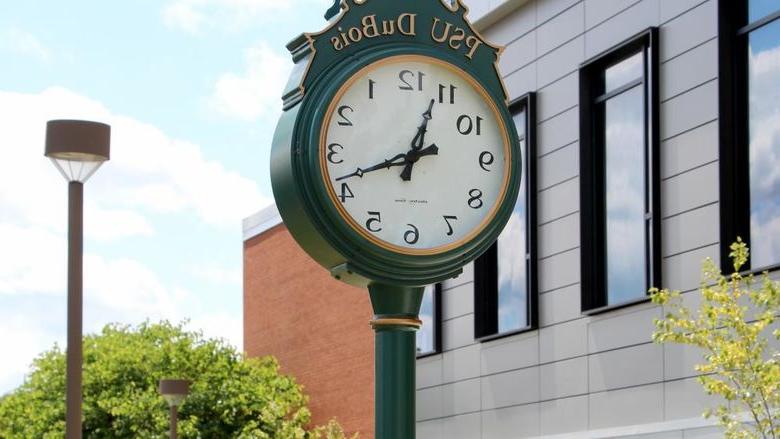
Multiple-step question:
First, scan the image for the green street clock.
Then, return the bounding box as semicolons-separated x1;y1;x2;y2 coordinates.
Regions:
271;0;521;287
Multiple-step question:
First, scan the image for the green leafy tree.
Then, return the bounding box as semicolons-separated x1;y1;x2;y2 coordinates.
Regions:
650;240;779;438
0;321;351;438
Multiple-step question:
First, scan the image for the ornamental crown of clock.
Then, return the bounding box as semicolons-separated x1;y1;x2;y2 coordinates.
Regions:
270;0;522;286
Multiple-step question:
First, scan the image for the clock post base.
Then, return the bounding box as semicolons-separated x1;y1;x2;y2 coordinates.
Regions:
368;283;424;439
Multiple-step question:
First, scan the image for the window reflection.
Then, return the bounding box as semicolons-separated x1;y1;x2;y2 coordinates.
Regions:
604;85;646;304
604;51;643;93
748;19;780;268
416;285;436;355
749;0;780;23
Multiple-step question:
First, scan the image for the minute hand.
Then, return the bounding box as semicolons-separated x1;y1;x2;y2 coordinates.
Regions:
335;153;407;181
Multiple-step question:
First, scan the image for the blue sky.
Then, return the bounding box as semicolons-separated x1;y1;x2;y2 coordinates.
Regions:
0;0;330;394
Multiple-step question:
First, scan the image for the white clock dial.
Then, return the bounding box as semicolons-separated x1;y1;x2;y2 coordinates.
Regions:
321;54;510;254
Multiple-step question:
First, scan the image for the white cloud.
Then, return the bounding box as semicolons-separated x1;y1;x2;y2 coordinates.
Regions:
191;264;242;286
210;43;292;122
0;314;61;395
162;0;315;33
0;28;51;62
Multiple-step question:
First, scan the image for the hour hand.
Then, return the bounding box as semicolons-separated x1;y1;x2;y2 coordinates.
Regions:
335;153;407;181
400;144;439;181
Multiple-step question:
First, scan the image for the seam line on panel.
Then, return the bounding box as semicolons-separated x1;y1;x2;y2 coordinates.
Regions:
662;241;720;259
442;311;475;324
662;159;719;182
659;0;710;26
539;139;578;159
539;246;580;262
660;77;718;104
661;118;718;142
661;201;719;222
538;103;579;124
660;35;717;65
539;209;581;227
538;174;578;194
585;0;643;31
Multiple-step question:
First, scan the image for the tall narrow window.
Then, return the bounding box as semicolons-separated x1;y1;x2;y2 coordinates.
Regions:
580;28;660;312
474;93;537;340
721;1;780;271
416;284;441;357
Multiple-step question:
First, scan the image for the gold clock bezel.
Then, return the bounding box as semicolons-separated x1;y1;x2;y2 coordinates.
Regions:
319;54;512;256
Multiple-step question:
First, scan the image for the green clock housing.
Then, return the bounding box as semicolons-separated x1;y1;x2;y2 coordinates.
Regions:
270;0;522;287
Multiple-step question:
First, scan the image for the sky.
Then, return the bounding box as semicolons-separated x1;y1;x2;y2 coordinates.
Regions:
0;0;331;394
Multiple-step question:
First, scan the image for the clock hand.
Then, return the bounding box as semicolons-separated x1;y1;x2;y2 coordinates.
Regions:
335;152;408;181
402;100;436;181
399;143;439;182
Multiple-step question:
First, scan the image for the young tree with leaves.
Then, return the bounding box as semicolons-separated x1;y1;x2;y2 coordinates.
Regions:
651;240;779;438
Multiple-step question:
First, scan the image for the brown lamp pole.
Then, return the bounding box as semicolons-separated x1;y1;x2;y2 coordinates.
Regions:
45;120;110;439
159;379;190;439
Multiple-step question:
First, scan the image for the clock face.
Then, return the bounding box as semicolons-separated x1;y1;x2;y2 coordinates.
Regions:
320;54;511;254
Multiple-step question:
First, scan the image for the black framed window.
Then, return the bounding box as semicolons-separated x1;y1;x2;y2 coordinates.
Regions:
579;28;660;312
720;0;780;272
416;284;441;358
474;93;538;340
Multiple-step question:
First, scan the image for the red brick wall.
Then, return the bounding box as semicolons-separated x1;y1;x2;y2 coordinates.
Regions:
243;224;374;438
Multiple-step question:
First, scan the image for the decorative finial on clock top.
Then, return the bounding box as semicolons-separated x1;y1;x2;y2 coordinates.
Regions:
324;0;342;20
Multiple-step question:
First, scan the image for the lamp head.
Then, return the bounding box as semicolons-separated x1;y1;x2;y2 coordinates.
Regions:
158;379;190;407
45;120;110;183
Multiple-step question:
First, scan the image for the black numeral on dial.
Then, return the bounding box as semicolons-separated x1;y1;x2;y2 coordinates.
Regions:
404;224;420;245
339;183;354;203
337;105;354;126
368;79;375;99
399;70;425;91
327;143;343;164
443;215;458;236
366;211;382;232
468;189;483;209
457;115;482;135
479;151;494;171
438;84;456;104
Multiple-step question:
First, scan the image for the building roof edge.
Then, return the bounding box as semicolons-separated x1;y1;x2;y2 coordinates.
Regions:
242;203;282;241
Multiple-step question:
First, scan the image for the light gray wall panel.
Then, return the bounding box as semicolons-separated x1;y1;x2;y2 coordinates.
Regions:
481;366;540;409
588;343;663;392
481;331;540;375
664;377;724;420
417;355;443;389
661;162;719;218
664;342;705;381
482;403;541;438
540;355;588;399
443;314;476;351
683;426;726;438
588;305;661;353
417;386;444;421
505;63;537;100
540;395;589;434
442;282;473;320
537;36;584;88
539;283;581;326
660;80;718;140
662;203;719;257
539;247;580;292
660;37;717;101
660;121;718;179
442;262;474;291
537;106;578;155
441;378;482;417
659;0;716;61
441;412;482;439
537;72;578;121
538;212;579;258
483;1;536;45
585;0;659;59
442;344;482;383
659;0;707;23
538;176;579;224
588;383;664;429
416;418;442;439
662;243;719;292
627;432;683;439
536;0;581;28
538;141;579;190
500;30;536;75
539;318;588;362
585;0;640;29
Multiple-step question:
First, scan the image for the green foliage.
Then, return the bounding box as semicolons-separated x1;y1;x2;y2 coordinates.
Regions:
650;239;780;438
0;321;351;438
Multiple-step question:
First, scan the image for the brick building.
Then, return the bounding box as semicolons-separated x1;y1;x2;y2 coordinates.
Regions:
243;0;780;437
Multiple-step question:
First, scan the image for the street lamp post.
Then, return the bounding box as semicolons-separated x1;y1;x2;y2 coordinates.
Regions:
159;379;190;439
45;120;110;439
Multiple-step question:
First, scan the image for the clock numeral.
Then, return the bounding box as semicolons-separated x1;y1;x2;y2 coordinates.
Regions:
366;211;382;232
368;79;377;99
479;151;494;171
468;189;484;209
339;183;355;203
327;143;344;164
337;105;354;126
457;115;483;135
443;215;458;236
404;223;420;245
438;84;456;104
399;70;425;91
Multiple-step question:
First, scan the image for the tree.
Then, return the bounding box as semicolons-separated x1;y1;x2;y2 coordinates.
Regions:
650;240;779;438
0;321;351;438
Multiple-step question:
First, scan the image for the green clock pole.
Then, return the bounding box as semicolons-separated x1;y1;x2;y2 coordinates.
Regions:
368;283;424;439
